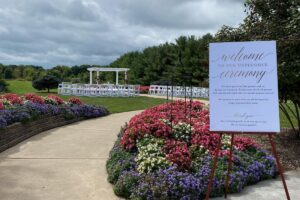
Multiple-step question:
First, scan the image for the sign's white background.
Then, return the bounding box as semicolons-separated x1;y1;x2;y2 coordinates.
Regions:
209;41;280;132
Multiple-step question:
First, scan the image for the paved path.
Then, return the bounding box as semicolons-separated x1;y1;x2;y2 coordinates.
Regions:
214;169;300;200
0;111;141;200
140;94;210;105
0;110;299;200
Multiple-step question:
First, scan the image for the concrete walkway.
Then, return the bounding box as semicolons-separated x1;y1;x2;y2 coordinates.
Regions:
0;110;299;200
140;94;210;105
0;111;141;200
214;169;300;200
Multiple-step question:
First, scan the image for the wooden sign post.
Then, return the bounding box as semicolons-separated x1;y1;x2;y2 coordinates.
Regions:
206;41;290;200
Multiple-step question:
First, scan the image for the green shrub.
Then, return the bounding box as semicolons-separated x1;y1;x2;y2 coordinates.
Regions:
63;109;76;120
190;145;209;161
32;75;60;93
0;79;8;92
106;141;136;184
113;171;139;198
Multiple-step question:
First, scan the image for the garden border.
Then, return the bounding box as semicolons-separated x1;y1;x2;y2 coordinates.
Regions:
0;114;83;153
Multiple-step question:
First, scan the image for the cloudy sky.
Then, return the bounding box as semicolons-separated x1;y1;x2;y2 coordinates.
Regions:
0;0;246;68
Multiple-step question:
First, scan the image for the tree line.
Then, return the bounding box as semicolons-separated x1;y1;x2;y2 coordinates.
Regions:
0;34;213;87
0;64;98;84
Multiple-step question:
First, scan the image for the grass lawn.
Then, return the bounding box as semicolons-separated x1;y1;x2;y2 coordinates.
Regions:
5;80;167;113
3;80;298;127
6;80;53;94
63;96;167;113
280;102;298;129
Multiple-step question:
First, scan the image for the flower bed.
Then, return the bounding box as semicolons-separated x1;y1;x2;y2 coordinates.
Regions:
139;86;150;94
106;101;277;199
0;93;109;152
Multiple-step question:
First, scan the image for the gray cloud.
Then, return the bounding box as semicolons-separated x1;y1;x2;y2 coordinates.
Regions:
0;0;246;68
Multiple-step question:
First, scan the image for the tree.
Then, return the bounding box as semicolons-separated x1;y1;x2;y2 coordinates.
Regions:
32;75;60;93
48;65;72;81
215;25;249;42
109;35;212;86
4;68;13;79
243;0;300;137
215;0;300;137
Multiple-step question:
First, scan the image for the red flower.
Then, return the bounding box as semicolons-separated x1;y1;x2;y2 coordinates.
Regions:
68;97;83;105
139;86;150;93
234;137;259;151
47;95;64;104
24;93;45;104
121;101;206;150
0;101;4;110
163;139;191;169
120;100;259;161
0;93;23;105
191;132;221;155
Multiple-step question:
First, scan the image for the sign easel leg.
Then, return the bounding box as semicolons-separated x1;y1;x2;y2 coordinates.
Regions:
224;133;234;198
205;133;223;200
268;134;291;200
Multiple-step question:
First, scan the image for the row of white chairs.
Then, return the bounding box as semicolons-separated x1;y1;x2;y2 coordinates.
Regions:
149;85;209;98
58;83;140;97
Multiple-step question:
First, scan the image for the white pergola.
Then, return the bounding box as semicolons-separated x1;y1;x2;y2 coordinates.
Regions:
87;67;129;85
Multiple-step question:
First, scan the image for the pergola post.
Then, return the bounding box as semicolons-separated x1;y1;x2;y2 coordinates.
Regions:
96;71;100;84
125;71;128;84
116;71;119;85
89;70;93;84
87;68;129;85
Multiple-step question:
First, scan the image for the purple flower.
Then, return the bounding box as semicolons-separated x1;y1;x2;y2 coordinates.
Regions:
0;117;7;129
0;110;14;124
108;144;278;199
25;102;49;115
68;104;108;118
0;102;108;129
13;111;31;122
47;104;61;115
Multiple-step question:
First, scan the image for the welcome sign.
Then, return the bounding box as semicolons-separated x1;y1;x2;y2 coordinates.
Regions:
209;41;280;132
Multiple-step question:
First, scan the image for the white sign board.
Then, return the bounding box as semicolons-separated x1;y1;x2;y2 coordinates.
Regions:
209;41;280;132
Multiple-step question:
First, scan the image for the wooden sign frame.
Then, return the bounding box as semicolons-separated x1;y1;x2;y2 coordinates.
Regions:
204;131;291;200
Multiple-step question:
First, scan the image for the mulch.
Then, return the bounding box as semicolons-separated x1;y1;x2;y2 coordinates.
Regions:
244;129;300;171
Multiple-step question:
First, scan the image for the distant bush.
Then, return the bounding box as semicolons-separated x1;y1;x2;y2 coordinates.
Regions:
151;79;171;85
32;75;60;93
0;79;8;92
69;77;82;83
